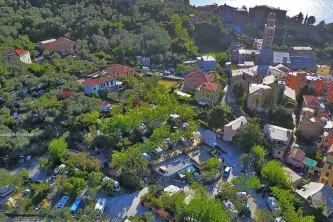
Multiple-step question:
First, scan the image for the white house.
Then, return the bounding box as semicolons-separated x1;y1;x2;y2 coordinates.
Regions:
5;49;32;64
82;76;117;95
201;130;216;147
223;116;247;142
196;55;216;71
264;124;292;160
247;84;271;112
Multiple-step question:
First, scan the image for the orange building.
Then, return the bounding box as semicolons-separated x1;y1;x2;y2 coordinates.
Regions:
319;145;333;187
316;131;333;150
286;72;323;95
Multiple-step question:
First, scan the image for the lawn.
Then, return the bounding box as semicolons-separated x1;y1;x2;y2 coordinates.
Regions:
157;80;177;89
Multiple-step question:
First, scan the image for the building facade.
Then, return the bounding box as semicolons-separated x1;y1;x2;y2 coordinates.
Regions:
183;72;215;91
83;76;117;95
218;4;236;22
286;72;323;95
262;13;276;50
289;47;316;70
249;5;287;24
105;64;135;79
223;116;247;142
196;55;216;71
264;124;292;160
317;65;331;75
38;37;75;55
319;146;333;187
5;49;32;64
247;84;271;112
194;82;221;106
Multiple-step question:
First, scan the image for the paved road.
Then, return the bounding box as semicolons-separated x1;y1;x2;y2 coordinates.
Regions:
4;156;50;182
96;187;164;222
97;138;268;221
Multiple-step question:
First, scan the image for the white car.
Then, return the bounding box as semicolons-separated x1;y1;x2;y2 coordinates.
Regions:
236;192;247;199
267;197;280;212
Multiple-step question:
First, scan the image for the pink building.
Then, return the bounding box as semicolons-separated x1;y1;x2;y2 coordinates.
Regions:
223;116;247;142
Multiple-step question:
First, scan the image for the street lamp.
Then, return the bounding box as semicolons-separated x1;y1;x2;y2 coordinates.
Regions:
282;25;288;46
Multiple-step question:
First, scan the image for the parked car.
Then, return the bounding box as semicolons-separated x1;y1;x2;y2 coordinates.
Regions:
223;166;231;178
19;155;25;164
267;197;280;212
26;155;32;163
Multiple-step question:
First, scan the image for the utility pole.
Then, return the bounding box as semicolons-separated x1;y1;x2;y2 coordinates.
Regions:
123;50;125;66
282;25;288;46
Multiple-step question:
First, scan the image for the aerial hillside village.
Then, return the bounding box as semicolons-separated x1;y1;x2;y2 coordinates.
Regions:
1;0;333;221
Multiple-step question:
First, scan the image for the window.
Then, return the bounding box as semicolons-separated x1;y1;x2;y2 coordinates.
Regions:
326;172;330;177
93;87;96;91
329;165;332;170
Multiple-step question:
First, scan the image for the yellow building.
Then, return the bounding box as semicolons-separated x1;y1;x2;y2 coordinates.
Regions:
319;145;333;187
194;82;221;106
317;65;331;75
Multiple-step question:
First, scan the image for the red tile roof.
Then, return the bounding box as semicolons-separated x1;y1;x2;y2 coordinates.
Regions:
303;95;320;107
105;64;134;73
289;148;305;162
185;72;216;84
6;49;29;56
83;76;115;87
198;82;221;92
100;101;110;107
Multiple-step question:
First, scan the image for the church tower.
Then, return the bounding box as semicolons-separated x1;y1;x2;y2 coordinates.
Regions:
262;13;276;49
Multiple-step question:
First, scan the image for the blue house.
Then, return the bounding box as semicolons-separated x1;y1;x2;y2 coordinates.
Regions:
289;47;316;70
83;76;117;95
196;55;216;71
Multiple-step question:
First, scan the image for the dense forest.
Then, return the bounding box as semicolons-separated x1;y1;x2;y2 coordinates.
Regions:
0;0;231;162
0;0;228;66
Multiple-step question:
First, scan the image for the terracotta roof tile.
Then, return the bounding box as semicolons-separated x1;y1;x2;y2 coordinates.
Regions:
100;101;110;107
7;49;29;56
105;64;134;73
289;148;306;162
83;76;115;87
185;72;216;84
198;82;221;91
303;95;320;107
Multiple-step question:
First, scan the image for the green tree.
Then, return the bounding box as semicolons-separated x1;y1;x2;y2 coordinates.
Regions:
233;118;267;152
38;157;50;171
48;137;68;163
297;85;316;107
217;181;237;200
88;171;104;187
207;104;232;131
102;179;115;193
18;169;30;180
232;173;260;192
272;187;315;222
261;161;291;188
204;157;221;178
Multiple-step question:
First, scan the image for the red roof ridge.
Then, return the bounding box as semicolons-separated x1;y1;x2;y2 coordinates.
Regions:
105;64;134;73
83;75;115;87
7;49;29;56
198;82;221;91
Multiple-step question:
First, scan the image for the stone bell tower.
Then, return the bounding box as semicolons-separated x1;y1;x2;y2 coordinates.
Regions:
262;13;276;49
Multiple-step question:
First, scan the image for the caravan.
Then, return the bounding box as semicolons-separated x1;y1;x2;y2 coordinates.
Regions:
94;198;106;217
56;196;69;209
70;198;84;214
